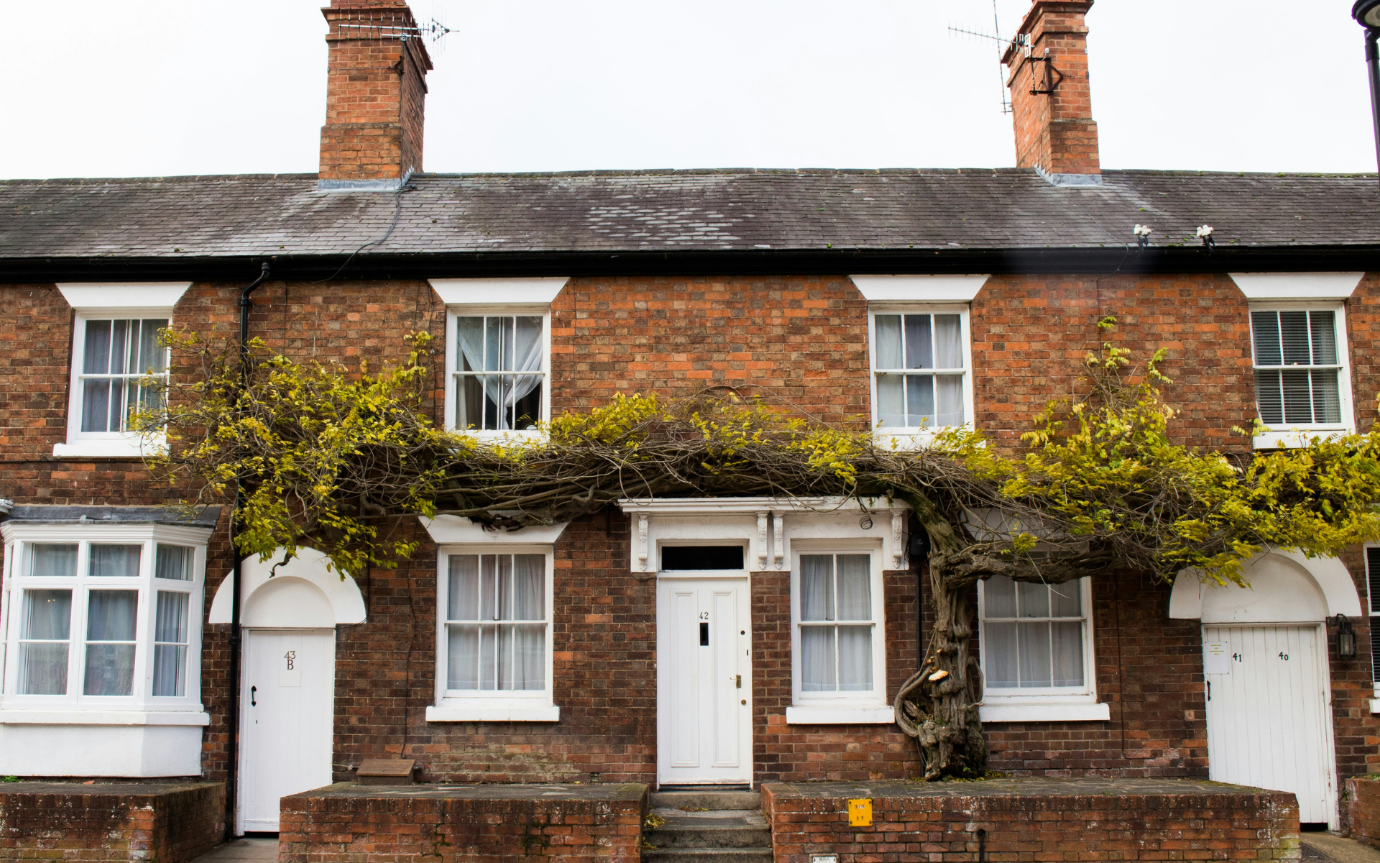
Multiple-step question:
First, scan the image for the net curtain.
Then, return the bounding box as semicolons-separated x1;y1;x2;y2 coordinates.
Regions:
456;317;544;430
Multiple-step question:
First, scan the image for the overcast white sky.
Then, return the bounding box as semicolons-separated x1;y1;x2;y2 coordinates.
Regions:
0;1;1374;179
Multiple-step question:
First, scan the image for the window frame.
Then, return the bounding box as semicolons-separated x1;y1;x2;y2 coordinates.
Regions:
0;524;207;716
430;543;558;721
1248;301;1355;449
1365;545;1380;697
867;304;975;446
789;540;888;711
443;305;552;439
977;575;1098;709
60;309;173;458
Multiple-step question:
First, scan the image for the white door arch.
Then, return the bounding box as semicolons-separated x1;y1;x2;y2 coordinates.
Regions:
209;549;363;833
1169;551;1357;828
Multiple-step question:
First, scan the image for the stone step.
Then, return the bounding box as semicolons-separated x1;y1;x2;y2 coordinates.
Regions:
649;789;762;811
642;850;774;863
644;809;771;850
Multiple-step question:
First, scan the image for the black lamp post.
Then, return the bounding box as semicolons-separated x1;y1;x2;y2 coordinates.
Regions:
1354;0;1380;181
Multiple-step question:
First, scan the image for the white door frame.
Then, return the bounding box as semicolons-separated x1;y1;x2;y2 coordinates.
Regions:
1202;622;1340;828
238;626;336;835
656;571;753;787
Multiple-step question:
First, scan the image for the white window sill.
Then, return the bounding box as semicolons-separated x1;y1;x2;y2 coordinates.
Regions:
785;706;895;725
0;708;211;726
1370;699;1380;715
979;701;1110;723
426;704;560;723
53;437;165;458
1253;428;1353;450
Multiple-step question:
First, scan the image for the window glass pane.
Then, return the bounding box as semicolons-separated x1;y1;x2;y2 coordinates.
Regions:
983;621;1018;687
1051;621;1084;687
1251;311;1282;366
1279;311;1311;365
153;591;190;697
456;317;483;372
513;376;543;430
934;315;963;368
1016;581;1050;618
514;624;545;690
447;625;479;689
515;316;544;372
1312;369;1341;424
29;544;77;578
800;626;835;691
83;320;113;374
90;545;141;577
935;376;964;427
904;315;932;370
1309;311;1337;365
109;320;129;374
1255;370;1284;425
984;575;1017;618
1050;581;1080;617
877;375;904;428
479;556;498;621
906;375;934;427
141;320;169;374
479;625;497;689
874;315;903;369
447;555;479;620
799;555;834;621
497;625;514;689
458;376;484;429
155;545;195;581
496;554;513;621
84;590;138;696
1017;621;1052;687
107;379;126;432
835;555;871;621
81;380;112;433
485;317;504;372
513;555;544;620
22;589;72;640
19;643;69;695
837;626;872;691
1282;370;1313;424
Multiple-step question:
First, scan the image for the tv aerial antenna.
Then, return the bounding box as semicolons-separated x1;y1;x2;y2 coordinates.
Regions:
335;5;453;56
947;0;1028;114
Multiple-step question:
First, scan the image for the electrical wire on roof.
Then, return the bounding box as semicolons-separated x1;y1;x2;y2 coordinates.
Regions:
315;177;416;284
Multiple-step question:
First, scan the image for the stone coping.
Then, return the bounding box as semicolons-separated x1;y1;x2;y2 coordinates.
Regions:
764;777;1288;799
286;781;646;803
0;780;218;797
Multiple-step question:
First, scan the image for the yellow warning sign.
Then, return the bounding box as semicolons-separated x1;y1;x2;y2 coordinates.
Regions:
847;798;872;827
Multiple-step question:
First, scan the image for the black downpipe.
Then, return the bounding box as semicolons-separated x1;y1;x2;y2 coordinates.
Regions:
224;263;270;841
1366;27;1380;185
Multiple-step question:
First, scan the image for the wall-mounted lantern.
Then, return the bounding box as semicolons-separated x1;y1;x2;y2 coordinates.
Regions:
1334;613;1358;659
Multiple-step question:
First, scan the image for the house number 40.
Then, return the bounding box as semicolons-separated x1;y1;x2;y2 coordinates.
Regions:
285;650;297;670
1278;652;1289;661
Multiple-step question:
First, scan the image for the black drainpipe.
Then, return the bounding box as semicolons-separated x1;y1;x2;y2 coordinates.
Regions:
225;262;270;841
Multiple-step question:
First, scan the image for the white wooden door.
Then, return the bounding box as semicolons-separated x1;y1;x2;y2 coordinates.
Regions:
657;577;752;786
239;629;335;833
1203;624;1337;826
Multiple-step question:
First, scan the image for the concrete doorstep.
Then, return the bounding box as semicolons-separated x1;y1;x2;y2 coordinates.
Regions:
1303;833;1380;863
190;837;279;863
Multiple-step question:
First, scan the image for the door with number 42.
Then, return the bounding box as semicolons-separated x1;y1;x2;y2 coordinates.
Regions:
239;629;335;833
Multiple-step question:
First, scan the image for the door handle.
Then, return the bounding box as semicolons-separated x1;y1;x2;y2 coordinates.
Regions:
735;675;742;688
1206;681;1210;702
250;685;257;707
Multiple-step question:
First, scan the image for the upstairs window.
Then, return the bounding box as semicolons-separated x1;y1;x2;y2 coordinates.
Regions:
75;318;169;435
449;313;549;433
1250;307;1353;446
870;308;972;436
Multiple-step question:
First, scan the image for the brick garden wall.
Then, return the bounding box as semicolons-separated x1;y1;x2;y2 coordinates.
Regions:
0;782;223;863
761;778;1301;863
1346;777;1380;847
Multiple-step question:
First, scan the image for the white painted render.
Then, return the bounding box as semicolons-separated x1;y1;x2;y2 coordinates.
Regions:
849;274;990;302
1169;551;1362;622
420;515;569;546
0;723;203;776
428;277;570;306
55;283;193;310
209;547;365;626
1229;272;1364;300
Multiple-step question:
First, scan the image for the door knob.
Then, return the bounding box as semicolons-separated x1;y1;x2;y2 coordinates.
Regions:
735;675;742;688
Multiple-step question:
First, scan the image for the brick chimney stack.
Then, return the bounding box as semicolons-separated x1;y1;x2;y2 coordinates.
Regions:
318;0;432;190
1002;0;1099;182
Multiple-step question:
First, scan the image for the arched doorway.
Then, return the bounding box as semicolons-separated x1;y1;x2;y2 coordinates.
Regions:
1171;551;1363;828
209;549;365;833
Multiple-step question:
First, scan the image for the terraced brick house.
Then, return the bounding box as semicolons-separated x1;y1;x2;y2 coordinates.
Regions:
0;0;1378;853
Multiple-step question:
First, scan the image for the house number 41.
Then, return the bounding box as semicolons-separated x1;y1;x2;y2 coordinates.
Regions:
285;650;297;670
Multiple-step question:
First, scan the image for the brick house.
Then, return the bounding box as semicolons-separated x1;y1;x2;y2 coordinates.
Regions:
0;0;1377;844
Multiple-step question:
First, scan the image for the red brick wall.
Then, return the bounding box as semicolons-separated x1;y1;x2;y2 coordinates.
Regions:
279;783;644;863
1347;777;1380;847
0;782;223;863
761;779;1300;863
1003;1;1099;176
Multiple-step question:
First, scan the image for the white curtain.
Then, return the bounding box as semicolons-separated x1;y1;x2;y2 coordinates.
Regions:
1016;581;1049;617
906;375;933;427
837;626;872;691
18;589;71;695
29;544;77;578
155;545;194;581
800;555;833;621
835;555;870;620
1016;621;1052;687
1051;621;1084;687
904;315;932;369
446;553;544;691
456;316;544;430
801;627;835;692
84;589;137;696
875;315;903;369
1049;582;1080;617
934;315;963;368
153;591;189;697
983;621;1019;687
90;544;140;578
936;376;963;426
511;555;545;690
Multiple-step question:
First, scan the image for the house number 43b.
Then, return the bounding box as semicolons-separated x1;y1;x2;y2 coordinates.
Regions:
285;650;297;670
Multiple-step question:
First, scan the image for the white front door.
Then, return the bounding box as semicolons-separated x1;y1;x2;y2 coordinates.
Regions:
239;629;335;833
657;576;752;786
1203;624;1338;826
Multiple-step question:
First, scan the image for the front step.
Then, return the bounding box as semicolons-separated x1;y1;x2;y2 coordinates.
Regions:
644;788;772;863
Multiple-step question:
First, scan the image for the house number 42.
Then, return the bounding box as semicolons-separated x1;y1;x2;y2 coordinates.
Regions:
285;650;297;670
